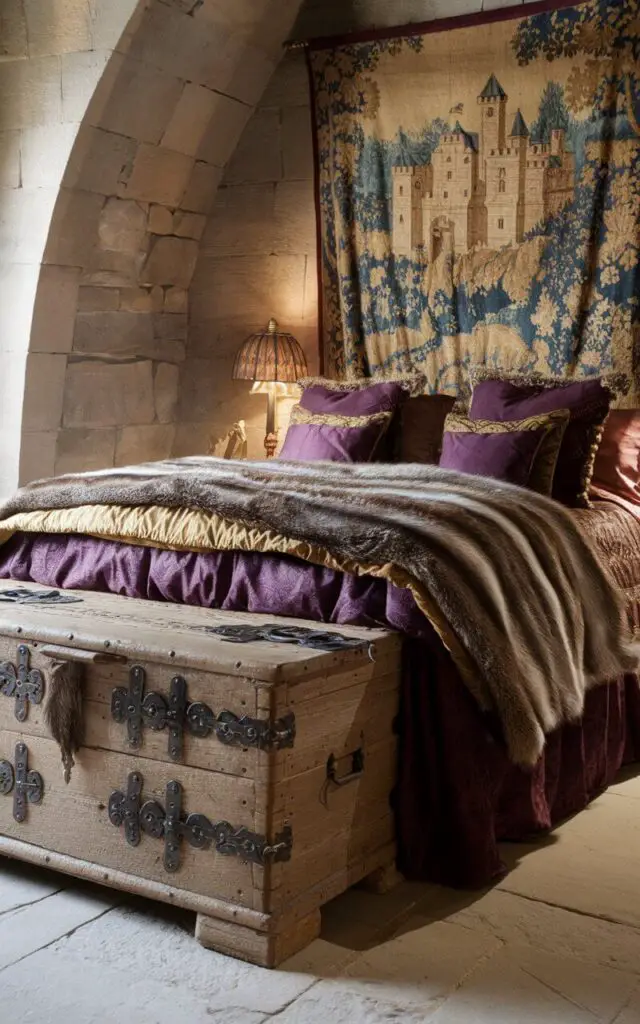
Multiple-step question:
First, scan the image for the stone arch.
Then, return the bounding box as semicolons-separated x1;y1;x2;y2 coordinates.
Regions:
0;0;302;494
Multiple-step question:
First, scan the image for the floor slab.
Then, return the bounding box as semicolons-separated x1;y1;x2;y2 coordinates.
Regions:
0;859;62;915
429;943;637;1024
497;794;640;929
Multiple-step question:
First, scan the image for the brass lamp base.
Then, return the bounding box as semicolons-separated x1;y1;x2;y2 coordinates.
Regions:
264;432;278;458
264;386;278;458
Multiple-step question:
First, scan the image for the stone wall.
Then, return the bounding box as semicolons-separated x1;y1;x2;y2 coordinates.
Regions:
0;0;304;494
0;0;141;495
182;49;318;458
181;0;529;458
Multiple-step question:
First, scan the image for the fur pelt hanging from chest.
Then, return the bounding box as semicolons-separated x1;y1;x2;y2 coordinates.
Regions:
44;660;85;783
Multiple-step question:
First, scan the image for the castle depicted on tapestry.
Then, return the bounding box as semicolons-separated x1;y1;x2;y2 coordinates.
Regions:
392;74;575;259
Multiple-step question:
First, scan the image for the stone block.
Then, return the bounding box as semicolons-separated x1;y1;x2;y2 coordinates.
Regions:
172;420;215;457
0;263;40;352
225;109;282;185
0;55;62;131
161;82;219;157
21;353;68;431
73;310;154;356
61;49;114;125
19;431;57;486
152;313;188;341
89;0;142;52
122;144;193;206
30;265;82;354
97;197;147;253
77;286;120;312
198;183;275;259
63;125;137;196
23;0;92;57
192;254;306;323
282;106;313;181
129;2;233;90
142;236;199;288
178;357;226;423
119;288;154;313
82;248;145;288
180;160;223;214
0;187;58;264
172;211;206;239
195;91;252;169
20;123;82;190
150;286;164;312
275;180;316;254
115;424;176;466
221;45;276;107
0;0;28;60
73;310;185;363
63;359;155;428
99;58;184;146
44;189;107;267
259;53;309;109
164;287;188;313
154;362;180;423
55;427;117;474
0;131;21;187
148;205;174;235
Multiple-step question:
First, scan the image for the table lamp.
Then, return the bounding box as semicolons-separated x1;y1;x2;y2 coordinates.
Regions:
232;318;308;457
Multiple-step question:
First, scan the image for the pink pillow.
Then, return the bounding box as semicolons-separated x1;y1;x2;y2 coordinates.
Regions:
591;410;640;507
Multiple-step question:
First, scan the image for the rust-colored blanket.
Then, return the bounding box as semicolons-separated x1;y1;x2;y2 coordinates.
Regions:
0;458;637;766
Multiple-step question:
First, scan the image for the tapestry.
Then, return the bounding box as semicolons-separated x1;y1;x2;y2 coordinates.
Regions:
308;0;640;401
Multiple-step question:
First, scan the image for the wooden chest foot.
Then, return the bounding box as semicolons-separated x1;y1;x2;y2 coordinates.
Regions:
195;907;321;968
360;860;403;894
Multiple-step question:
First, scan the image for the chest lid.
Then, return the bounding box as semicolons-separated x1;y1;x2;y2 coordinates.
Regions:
0;581;400;683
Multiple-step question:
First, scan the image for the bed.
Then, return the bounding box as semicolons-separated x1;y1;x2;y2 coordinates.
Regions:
0;456;637;890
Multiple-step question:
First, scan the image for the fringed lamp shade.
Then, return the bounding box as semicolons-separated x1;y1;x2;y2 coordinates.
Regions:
232;318;308;383
232;318;308;457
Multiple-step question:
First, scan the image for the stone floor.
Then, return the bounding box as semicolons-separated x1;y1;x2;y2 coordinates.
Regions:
2;771;640;1023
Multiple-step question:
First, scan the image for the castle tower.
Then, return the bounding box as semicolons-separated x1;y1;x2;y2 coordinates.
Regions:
509;109;529;242
477;73;507;177
392;165;429;255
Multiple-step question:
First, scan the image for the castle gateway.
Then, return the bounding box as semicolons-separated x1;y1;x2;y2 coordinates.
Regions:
392;74;575;260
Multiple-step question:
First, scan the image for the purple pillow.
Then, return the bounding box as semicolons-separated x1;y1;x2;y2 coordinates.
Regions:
469;376;613;506
440;430;544;486
299;381;407;416
279;405;392;462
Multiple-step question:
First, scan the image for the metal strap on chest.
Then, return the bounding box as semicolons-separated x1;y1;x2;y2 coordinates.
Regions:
109;772;292;873
111;666;295;762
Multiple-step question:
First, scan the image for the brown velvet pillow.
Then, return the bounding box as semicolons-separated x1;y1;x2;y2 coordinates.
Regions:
397;394;456;463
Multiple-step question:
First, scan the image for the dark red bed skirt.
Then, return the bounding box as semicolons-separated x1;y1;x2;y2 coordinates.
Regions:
397;636;640;887
1;530;638;888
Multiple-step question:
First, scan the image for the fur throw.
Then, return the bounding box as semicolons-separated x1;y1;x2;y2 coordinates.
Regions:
3;458;638;766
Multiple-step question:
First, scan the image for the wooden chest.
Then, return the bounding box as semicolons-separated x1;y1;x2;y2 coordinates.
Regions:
0;581;402;966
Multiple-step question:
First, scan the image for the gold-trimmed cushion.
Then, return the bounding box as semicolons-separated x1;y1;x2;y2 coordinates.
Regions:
442;409;570;494
466;369;624;507
279;404;393;463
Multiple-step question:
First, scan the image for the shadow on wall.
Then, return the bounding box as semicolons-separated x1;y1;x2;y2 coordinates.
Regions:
0;0;304;496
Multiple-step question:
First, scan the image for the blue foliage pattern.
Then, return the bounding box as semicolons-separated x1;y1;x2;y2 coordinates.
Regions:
310;0;639;397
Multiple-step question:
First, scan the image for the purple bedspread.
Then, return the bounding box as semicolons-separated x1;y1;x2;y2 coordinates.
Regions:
2;531;639;888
